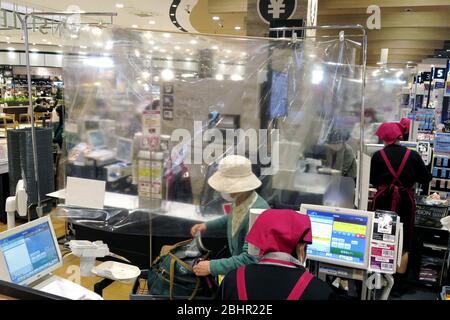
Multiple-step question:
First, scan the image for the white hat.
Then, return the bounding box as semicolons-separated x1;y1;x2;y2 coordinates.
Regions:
208;155;262;193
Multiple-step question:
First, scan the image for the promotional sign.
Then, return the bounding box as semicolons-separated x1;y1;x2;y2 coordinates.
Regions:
257;0;297;24
417;141;432;166
369;211;398;274
435;81;445;89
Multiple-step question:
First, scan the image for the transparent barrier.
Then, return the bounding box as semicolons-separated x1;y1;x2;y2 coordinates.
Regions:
57;27;368;268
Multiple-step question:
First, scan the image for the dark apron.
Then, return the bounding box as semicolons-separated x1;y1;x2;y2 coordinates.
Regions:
236;255;314;300
372;148;416;250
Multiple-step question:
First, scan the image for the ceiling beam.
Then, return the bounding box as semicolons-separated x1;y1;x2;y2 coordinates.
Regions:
209;0;248;13
320;0;450;10
317;11;450;28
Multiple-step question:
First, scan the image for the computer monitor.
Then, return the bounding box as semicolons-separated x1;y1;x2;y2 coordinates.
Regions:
299;204;373;269
116;138;134;163
0;216;63;285
87;130;106;149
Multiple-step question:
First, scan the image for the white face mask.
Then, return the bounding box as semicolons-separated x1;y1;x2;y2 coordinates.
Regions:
221;193;235;202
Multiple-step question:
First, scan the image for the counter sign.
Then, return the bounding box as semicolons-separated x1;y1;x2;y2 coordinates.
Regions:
257;0;297;24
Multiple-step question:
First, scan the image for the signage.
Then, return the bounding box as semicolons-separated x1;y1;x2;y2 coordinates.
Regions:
257;0;297;24
422;72;432;82
433;67;446;80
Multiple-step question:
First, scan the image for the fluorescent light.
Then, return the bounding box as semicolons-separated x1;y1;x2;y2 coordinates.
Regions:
80;45;87;49
149;20;156;25
58;44;63;47
30;48;38;52
215;74;224;81
190;40;197;45
79;51;87;55
115;3;124;8
234;26;241;30
163;33;171;38
311;69;324;84
231;74;243;81
172;4;177;7
7;47;15;51
212;16;220;21
170;13;175;16
226;49;232;54
132;24;138;28
42;39;47;42
174;45;181;50
212;45;219;50
161;69;174;81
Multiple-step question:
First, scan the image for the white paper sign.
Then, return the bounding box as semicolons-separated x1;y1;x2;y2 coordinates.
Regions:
65;177;106;209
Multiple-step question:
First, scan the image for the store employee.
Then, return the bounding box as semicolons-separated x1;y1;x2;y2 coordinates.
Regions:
190;155;269;277
370;123;432;277
219;209;334;300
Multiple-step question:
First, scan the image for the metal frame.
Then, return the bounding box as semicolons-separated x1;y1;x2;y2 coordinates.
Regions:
269;24;368;211
17;11;116;216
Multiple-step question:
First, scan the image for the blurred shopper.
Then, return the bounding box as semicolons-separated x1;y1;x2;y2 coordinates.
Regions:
219;209;334;300
370;122;431;294
190;155;269;277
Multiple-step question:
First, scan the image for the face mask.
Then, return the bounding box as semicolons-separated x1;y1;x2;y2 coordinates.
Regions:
221;193;235;202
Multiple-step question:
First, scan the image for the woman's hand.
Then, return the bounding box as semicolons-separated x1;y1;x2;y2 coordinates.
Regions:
191;223;207;236
193;261;211;276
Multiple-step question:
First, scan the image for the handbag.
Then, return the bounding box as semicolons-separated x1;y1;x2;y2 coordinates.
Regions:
147;235;216;299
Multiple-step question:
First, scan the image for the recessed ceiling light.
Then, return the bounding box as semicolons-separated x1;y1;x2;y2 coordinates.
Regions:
132;24;138;28
172;4;177;7
58;44;63;47
115;3;124;8
163;33;171;38
212;45;219;50
226;49;232;54
235;26;241;30
47;42;52;45
170;13;175;16
174;45;181;50
212;16;220;21
32;43;36;45
149;20;156;25
42;39;47;42
190;40;197;45
5;36;10;40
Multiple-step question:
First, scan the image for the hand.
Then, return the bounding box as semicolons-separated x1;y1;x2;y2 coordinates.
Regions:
193;261;211;276
191;223;207;237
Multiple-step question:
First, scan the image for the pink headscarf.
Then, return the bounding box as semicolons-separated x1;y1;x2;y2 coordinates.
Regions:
246;209;313;256
375;122;404;145
400;118;411;135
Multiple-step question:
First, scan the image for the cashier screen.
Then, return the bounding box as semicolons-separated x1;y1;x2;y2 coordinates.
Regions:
306;209;369;267
0;221;60;284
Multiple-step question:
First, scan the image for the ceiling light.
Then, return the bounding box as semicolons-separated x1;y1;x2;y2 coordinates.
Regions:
30;48;38;52
141;71;150;80
80;45;87;49
161;69;174;81
170;13;175;16
215;74;224;81
58;44;63;47
181;73;195;78
95;42;103;47
185;48;191;52
79;51;87;55
174;45;181;50
132;24;138;28
231;74;243;81
212;16;220;21
309;54;317;58
56;50;63;54
149;20;156;25
144;32;153;39
212;45;218;50
172;4;177;7
153;76;160;82
163;33;171;38
47;41;52;45
42;39;47;42
172;20;177;23
149;40;156;45
226;49;232;54
115;3;124;8
7;47;15;51
186;57;192;61
135;49;141;57
5;36;10;40
190;40;197;45
159;49;167;53
32;43;36;45
234;26;241;30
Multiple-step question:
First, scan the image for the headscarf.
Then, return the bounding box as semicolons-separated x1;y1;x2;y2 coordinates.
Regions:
246;209;312;256
375;122;403;145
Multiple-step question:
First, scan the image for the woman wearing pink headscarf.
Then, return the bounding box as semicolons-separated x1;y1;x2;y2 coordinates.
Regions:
218;209;333;300
370;122;431;294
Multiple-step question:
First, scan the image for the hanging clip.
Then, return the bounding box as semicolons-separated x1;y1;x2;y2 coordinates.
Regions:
339;30;345;42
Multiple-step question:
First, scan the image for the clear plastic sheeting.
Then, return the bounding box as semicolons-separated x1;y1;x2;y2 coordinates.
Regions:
362;67;416;145
59;27;368;266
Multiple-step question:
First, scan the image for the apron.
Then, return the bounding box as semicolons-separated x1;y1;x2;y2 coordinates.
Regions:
236;252;314;300
372;148;416;249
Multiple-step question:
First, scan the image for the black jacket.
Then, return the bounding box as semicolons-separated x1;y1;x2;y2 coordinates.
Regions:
370;144;431;188
219;264;334;300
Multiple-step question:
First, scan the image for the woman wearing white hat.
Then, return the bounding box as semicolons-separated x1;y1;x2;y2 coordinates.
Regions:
191;155;269;277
